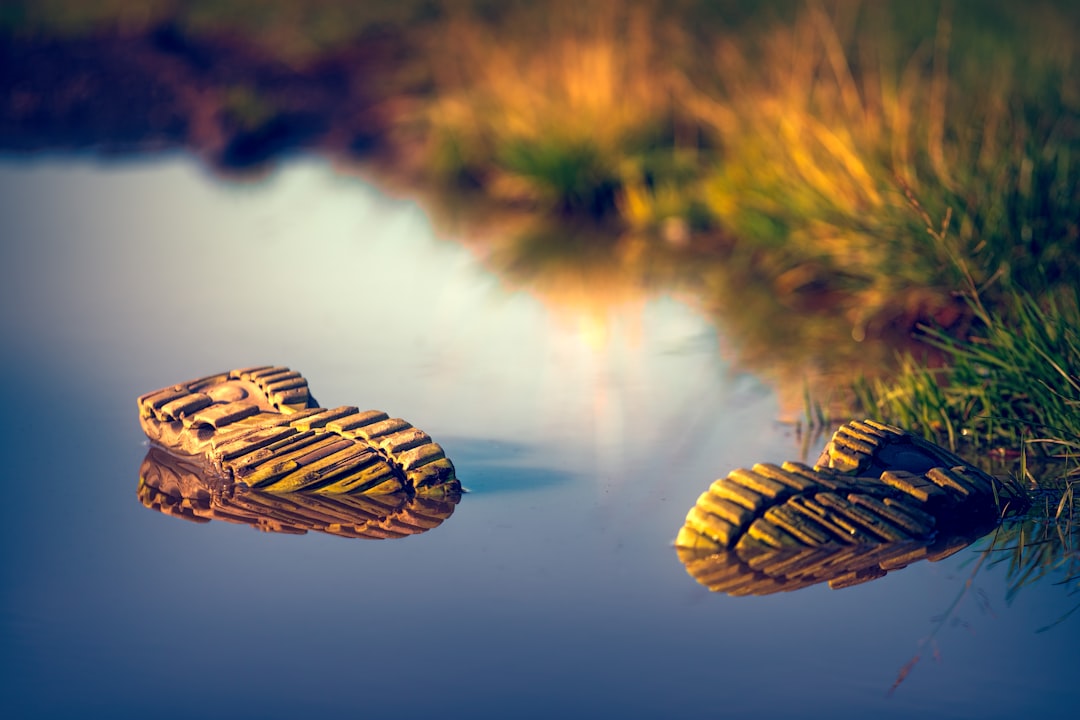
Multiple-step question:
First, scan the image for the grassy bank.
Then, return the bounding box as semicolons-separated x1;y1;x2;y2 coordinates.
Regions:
846;285;1080;483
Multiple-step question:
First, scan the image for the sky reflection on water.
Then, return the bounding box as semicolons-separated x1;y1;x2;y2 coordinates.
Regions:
1;158;1078;719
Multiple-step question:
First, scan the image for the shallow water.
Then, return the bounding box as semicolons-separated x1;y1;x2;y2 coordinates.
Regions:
1;158;1077;719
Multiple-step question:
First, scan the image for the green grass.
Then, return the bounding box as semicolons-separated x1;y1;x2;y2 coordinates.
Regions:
697;0;1079;327
849;287;1080;461
841;281;1079;530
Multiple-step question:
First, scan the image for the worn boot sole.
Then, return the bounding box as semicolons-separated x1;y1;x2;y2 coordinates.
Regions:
138;366;458;497
676;420;1020;594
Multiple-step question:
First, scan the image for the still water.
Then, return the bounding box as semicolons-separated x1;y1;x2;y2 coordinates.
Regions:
0;157;1076;719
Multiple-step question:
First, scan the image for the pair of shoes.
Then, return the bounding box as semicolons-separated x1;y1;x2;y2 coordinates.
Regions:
675;420;1021;595
137;366;459;498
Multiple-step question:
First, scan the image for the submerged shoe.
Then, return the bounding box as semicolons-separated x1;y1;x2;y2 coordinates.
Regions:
138;366;459;498
138;446;460;539
676;420;1022;595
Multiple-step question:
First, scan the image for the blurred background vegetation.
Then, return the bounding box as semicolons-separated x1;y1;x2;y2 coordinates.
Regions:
3;0;1078;463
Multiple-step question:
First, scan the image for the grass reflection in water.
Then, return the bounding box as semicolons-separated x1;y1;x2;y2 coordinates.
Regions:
888;500;1080;695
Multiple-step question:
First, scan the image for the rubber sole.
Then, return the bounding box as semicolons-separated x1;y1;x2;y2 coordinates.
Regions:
138;366;459;498
675;420;1016;595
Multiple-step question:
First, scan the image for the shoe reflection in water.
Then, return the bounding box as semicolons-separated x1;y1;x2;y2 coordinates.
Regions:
138;447;460;539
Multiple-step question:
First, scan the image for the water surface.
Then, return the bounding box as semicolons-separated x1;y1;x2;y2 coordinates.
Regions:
1;158;1076;719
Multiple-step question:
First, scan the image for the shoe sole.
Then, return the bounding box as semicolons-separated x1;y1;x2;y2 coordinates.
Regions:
675;420;1018;594
138;366;458;497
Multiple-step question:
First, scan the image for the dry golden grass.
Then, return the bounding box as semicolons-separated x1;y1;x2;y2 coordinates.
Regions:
428;0;677;142
413;0;691;210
